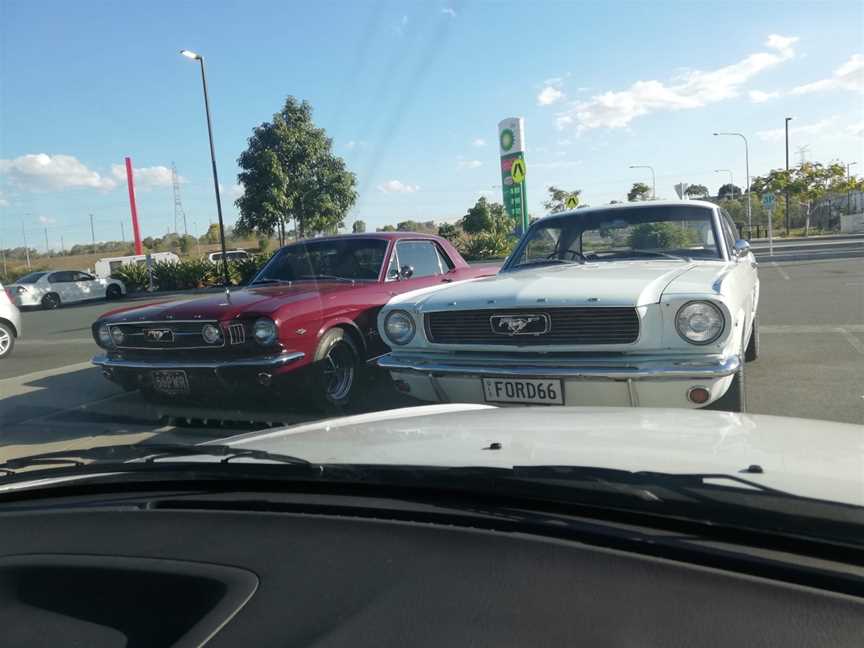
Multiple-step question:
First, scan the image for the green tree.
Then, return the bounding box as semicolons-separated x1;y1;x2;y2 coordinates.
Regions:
543;186;582;213
379;224;397;232
396;220;420;232
178;234;196;255
628;223;695;249
462;197;494;234
352;220;366;233
627;182;651;202
202;224;222;244
437;222;461;242
685;184;709;199
718;183;742;200
235;96;357;240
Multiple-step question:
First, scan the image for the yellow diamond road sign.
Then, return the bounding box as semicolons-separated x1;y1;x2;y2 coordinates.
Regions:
511;158;526;184
565;195;579;209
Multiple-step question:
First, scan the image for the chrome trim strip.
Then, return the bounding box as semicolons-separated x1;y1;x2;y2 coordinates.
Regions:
92;351;305;371
377;353;740;380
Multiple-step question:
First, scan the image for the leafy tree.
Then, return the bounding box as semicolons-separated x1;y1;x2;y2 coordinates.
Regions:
235;96;357;239
202;224;222;244
379;224;397;232
685;184;709;199
718;183;742;200
352;220;366;233
628;223;695;249
437;222;461;242
627;182;651;202
178;234;196;255
462;197;493;234
396;220;420;232
543;186;582;213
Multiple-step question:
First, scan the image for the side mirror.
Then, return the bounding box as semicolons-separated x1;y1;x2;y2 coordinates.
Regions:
399;265;414;280
733;239;751;257
387;267;399;279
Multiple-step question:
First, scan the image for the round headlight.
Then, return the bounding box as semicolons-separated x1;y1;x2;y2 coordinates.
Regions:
110;327;125;345
202;323;222;344
98;324;114;348
384;310;416;345
676;301;724;345
253;318;278;345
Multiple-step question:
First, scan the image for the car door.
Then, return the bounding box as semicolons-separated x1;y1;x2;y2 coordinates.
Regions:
386;240;452;294
73;271;102;300
719;210;758;345
47;271;78;302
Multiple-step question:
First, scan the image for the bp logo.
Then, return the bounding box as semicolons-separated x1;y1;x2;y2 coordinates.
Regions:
499;128;515;152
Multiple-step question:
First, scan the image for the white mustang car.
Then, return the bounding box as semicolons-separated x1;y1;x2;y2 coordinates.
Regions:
7;270;126;310
377;201;759;412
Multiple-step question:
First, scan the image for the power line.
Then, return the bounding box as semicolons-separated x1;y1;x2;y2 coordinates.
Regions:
171;162;188;235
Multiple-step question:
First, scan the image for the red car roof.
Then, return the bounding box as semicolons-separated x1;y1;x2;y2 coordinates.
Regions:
293;232;442;243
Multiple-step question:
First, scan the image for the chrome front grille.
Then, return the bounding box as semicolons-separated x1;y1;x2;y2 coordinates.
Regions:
227;322;246;345
108;321;224;350
425;308;640;345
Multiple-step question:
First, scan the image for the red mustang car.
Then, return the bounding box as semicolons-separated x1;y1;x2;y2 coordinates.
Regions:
91;233;492;410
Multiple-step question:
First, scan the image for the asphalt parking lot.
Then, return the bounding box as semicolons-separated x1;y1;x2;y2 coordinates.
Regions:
1;257;862;461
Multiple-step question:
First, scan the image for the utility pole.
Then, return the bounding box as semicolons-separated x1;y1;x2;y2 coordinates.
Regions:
60;235;65;255
44;227;50;254
171;162;188;236
90;213;96;251
120;221;126;243
784;117;792;236
796;145;810;165
21;219;31;270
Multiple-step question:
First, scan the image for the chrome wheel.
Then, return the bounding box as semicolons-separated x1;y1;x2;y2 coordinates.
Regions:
0;326;11;357
322;341;355;402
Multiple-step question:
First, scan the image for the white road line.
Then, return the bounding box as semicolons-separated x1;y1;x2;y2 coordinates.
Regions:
837;328;864;356
17;338;95;346
0;361;95;389
761;324;864;334
771;262;790;280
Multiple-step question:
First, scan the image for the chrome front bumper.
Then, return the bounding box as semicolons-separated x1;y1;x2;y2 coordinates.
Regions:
92;351;305;371
377;352;741;380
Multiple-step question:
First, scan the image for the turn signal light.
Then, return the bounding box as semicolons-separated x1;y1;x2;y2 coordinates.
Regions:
688;387;710;404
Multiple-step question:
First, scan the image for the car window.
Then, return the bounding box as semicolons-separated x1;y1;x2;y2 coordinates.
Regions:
15;272;47;284
73;272;94;281
48;271;74;283
395;241;442;278
254;238;388;282
435;244;455;271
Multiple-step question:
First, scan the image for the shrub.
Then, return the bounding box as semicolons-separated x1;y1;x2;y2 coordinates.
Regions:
111;264;150;292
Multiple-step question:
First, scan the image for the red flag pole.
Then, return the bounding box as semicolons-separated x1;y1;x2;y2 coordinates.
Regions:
125;157;143;255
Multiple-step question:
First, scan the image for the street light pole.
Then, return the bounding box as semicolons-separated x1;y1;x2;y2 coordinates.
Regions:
181;49;230;288
714;132;751;236
714;169;733;197
628;165;655;199
784;117;792;236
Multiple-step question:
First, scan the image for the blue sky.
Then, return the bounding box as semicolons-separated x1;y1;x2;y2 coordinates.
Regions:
1;0;862;249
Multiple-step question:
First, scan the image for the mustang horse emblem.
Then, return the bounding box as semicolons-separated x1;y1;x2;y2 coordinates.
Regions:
144;328;173;342
490;314;549;336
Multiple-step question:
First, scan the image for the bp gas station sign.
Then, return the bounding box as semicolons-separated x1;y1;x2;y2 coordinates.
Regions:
498;117;528;234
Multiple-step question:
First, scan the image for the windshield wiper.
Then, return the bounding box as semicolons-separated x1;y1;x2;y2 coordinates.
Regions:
296;274;356;282
513;259;580;270
619;250;691;261
0;442;310;478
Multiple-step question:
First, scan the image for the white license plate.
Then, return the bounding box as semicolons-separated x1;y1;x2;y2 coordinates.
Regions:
482;378;564;405
152;370;190;396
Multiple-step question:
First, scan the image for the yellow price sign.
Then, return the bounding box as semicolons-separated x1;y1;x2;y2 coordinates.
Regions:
511;158;526;184
565;195;579;209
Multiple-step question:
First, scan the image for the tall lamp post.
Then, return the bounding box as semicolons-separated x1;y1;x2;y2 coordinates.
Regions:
784;117;792;236
180;49;230;288
714;169;734;197
714;132;751;236
629;165;656;199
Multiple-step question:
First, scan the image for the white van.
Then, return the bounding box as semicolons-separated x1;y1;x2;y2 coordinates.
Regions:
94;252;181;278
208;249;251;263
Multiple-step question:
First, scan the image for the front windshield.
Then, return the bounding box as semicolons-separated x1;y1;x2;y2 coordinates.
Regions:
253;237;388;282
14;272;47;284
510;206;721;269
0;1;862;558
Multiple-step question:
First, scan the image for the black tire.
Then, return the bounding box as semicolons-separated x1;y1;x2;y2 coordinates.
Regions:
744;315;759;362
41;292;61;310
706;363;746;412
312;328;364;412
106;284;122;300
0;322;15;359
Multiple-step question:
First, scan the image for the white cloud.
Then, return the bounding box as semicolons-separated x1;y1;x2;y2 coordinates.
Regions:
849;121;864;137
537;85;565;106
0;154;117;191
110;164;179;190
38;215;56;225
442;7;456;17
0;191;8;208
756;116;837;142
791;53;864;95
749;89;780;103
471;138;487;147
458;159;483;169
555;34;798;132
377;179;419;193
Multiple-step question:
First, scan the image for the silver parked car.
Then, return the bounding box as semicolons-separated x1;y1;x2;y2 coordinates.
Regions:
6;270;125;310
0;283;23;358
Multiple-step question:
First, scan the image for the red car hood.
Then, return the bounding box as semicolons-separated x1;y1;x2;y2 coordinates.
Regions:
101;282;357;322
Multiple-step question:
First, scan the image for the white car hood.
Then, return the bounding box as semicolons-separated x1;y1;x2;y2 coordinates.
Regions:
217;405;864;506
402;261;695;309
